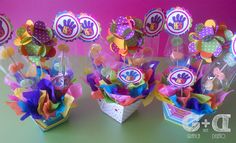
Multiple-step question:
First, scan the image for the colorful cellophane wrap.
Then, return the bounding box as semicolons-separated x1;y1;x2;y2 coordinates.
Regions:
3;20;82;131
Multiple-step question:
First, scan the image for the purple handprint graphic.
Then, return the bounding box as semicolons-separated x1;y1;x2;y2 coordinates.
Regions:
121;70;139;81
172;72;190;84
82;20;94;36
146;15;162;31
58;18;76;35
0;21;5;38
168;14;186;30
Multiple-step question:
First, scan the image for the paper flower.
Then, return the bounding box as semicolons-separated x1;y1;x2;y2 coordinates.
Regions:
107;16;144;56
14;20;57;64
188;19;234;63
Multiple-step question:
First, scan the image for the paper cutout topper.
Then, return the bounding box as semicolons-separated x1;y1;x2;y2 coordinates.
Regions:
167;68;194;87
144;9;165;37
78;13;101;42
188;19;233;63
117;67;143;84
165;7;192;36
231;35;236;57
53;11;81;42
0;14;13;46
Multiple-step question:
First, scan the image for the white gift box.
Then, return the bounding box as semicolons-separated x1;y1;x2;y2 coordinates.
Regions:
97;99;141;123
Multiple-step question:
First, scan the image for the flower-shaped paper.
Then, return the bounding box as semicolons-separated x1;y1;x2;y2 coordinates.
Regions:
188;19;233;63
14;20;57;64
107;16;144;56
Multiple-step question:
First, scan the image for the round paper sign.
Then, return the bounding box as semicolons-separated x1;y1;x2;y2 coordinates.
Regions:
0;14;13;45
167;68;194;87
53;11;80;41
117;67;143;84
165;7;192;36
231;35;236;57
144;9;165;37
78;14;101;42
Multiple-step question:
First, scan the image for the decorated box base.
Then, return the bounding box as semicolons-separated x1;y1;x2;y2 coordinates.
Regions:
97;99;141;123
33;113;69;132
33;94;74;132
162;102;204;127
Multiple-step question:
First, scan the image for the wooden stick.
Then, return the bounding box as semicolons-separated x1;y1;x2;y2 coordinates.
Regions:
4;46;25;78
196;59;203;75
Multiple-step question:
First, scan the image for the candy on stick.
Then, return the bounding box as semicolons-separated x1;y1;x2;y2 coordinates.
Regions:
0;15;26;82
